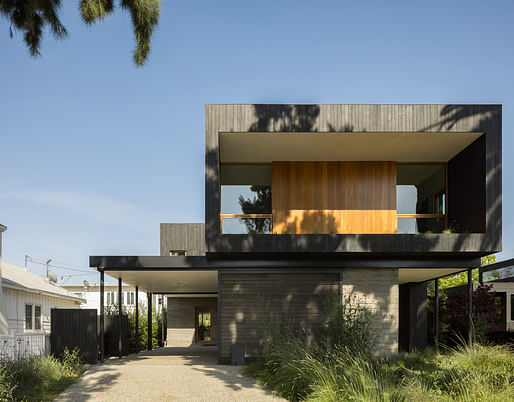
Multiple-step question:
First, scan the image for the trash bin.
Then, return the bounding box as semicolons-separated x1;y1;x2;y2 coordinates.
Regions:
231;343;245;365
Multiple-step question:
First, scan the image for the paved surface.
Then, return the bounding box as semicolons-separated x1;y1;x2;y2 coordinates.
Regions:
56;347;284;401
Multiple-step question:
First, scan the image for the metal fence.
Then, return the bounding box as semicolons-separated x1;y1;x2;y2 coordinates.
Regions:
0;333;48;360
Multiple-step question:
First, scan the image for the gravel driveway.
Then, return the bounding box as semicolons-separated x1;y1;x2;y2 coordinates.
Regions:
56;347;283;401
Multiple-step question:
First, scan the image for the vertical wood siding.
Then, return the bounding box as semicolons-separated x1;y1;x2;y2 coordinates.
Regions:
272;161;396;234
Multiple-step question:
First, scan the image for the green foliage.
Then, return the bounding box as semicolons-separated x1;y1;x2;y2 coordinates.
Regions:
1;0;161;65
428;254;496;296
0;348;82;400
246;295;514;401
127;302;160;351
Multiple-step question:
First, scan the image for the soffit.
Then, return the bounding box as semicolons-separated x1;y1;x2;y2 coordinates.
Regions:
398;268;465;284
103;270;218;294
220;132;483;163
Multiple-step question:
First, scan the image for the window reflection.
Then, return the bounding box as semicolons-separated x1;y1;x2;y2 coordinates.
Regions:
397;164;445;215
222;218;271;234
397;218;446;234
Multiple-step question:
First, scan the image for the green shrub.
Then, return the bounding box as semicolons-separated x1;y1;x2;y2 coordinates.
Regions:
246;295;514;401
0;348;83;401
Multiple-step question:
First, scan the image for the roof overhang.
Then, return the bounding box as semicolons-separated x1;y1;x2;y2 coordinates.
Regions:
220;131;484;163
90;255;479;290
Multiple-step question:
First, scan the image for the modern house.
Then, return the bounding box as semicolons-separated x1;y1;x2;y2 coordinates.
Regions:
91;104;502;362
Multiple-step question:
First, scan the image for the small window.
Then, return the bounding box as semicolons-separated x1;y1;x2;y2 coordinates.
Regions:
34;305;41;330
25;304;33;330
130;292;135;305
169;250;186;256
106;292;111;305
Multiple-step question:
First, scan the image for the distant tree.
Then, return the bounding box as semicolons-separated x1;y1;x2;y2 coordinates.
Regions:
0;0;160;65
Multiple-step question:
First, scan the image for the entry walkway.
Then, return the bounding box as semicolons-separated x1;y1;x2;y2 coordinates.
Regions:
56;347;283;401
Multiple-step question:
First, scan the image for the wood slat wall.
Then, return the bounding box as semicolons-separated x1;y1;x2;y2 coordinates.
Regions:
272;161;397;234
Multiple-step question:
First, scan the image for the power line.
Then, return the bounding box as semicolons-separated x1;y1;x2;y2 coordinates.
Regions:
27;259;92;274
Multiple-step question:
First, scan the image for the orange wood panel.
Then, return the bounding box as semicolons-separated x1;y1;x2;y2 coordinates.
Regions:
272;161;397;234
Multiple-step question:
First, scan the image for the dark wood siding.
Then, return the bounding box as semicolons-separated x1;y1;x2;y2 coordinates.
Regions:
51;309;97;364
448;136;486;233
160;223;206;256
206;104;501;255
218;273;339;363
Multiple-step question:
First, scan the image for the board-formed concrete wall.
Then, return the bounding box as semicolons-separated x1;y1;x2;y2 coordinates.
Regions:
167;297;217;346
342;268;399;354
218;272;340;363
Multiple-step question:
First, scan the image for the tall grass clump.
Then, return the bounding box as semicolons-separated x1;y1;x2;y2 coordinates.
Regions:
246;295;514;401
0;348;83;400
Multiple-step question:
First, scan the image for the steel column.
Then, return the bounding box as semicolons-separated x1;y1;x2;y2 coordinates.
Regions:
434;278;439;350
135;286;139;353
100;269;104;363
118;277;122;358
467;269;473;347
147;292;152;351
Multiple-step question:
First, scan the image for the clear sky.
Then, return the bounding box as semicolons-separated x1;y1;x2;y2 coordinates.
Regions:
1;0;513;285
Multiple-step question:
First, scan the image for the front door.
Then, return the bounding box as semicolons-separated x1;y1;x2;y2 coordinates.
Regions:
195;307;213;343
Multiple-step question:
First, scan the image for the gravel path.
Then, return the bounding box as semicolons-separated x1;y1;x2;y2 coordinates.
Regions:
56;347;283;401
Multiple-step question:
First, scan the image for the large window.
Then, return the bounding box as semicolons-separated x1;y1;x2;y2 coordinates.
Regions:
220;164;272;234
397;164;447;233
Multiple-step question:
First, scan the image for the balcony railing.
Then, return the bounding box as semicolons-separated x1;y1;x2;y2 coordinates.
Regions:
220;214;273;234
220;213;449;234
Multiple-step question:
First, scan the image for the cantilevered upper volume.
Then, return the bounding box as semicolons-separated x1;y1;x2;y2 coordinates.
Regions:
205;104;501;256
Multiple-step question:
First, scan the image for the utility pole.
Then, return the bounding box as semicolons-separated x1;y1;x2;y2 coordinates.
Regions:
24;255;29;268
45;259;52;279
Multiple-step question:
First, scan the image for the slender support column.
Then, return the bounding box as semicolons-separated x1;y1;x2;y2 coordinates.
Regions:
160;296;164;347
135;286;139;353
147;292;152;351
118;278;122;358
467;269;473;347
479;267;483;284
434;278;439;350
100;269;104;363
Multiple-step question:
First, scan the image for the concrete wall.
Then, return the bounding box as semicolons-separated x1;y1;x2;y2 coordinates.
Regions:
218;272;340;363
167;297;217;347
341;268;399;354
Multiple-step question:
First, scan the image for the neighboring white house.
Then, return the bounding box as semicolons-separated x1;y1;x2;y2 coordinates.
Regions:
63;283;165;314
2;263;84;335
0;224;8;335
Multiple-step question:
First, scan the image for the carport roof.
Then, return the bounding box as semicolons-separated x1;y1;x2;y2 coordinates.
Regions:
89;255;479;292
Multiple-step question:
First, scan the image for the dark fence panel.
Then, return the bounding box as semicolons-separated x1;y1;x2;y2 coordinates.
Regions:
51;309;97;364
99;315;129;357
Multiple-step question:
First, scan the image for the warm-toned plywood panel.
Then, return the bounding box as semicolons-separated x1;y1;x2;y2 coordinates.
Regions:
272;161;397;234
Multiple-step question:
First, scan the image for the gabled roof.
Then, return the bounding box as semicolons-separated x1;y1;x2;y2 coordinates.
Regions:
1;262;84;303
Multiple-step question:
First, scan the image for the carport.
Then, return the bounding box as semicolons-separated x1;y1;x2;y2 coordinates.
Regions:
89;256;219;361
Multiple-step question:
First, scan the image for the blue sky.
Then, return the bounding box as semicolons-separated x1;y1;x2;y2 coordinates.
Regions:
1;0;513;284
